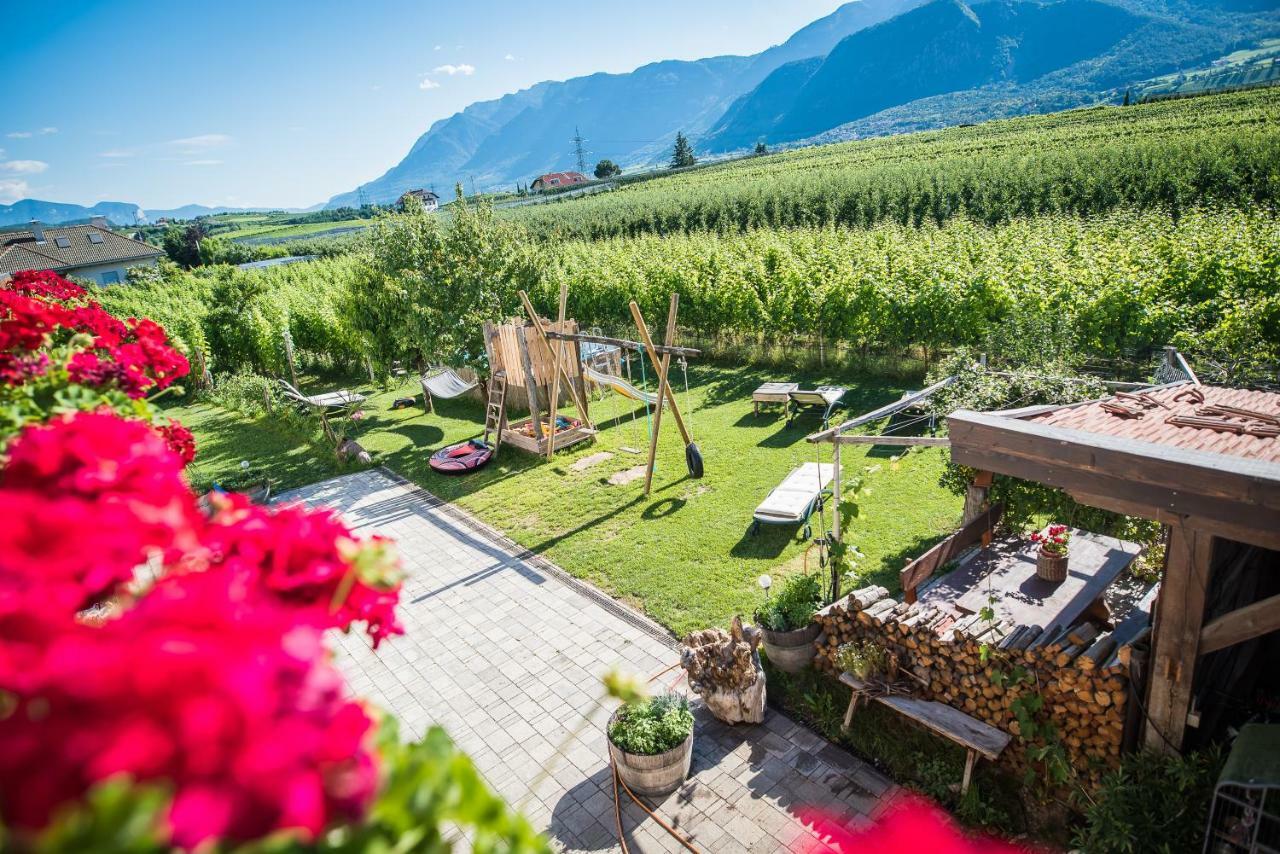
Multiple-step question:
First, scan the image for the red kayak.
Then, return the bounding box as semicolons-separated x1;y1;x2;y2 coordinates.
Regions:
429;439;495;474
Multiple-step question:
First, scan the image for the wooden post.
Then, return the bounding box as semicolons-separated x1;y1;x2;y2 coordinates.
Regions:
1143;523;1214;753
545;282;569;460
628;300;693;446
832;441;842;543
515;325;544;442
638;294;678;496
962;470;994;525
282;329;299;391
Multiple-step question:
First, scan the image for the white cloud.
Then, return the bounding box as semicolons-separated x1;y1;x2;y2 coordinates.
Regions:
434;44;442;51
168;133;233;152
184;159;222;166
434;63;474;76
0;160;48;174
419;78;441;90
504;53;516;61
99;148;135;158
39;127;57;135
370;84;382;91
0;178;29;203
6;132;32;139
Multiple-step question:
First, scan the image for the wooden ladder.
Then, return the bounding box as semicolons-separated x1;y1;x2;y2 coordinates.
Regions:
483;372;508;451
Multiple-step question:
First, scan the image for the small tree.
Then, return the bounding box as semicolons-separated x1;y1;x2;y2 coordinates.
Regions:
1122;89;1132;106
669;132;697;169
161;222;208;268
594;159;622;179
754;141;768;156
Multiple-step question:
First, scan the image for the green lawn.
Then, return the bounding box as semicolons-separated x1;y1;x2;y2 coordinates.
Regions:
174;365;961;637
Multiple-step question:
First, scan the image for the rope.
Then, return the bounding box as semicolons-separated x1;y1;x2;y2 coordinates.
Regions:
679;356;695;442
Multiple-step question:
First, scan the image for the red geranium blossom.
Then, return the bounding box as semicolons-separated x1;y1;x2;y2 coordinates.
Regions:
0;411;201;613
157;419;197;465
194;494;404;648
7;269;86;300
0;571;380;849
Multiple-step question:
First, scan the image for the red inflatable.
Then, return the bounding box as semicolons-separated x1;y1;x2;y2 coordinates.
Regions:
428;439;495;474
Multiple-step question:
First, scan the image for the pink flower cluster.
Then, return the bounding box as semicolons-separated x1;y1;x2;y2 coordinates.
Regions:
0;269;190;397
1031;523;1070;556
0;572;379;849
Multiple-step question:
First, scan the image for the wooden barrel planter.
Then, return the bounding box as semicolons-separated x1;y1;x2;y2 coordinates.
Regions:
760;621;821;673
607;709;693;798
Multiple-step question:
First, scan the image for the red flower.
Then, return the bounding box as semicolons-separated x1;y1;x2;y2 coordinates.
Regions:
7;269;86;301
158;420;197;465
0;411;201;613
192;495;404;648
0;572;380;849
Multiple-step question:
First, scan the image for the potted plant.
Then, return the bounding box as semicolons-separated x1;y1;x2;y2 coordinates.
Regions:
754;573;823;673
607;693;694;797
835;640;888;681
1031;523;1071;582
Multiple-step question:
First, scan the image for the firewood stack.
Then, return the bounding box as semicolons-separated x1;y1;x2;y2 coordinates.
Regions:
813;585;1144;785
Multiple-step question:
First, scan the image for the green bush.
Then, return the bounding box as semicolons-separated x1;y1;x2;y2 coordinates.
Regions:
608;694;693;756
207;371;279;418
1073;747;1222;853
756;573;822;632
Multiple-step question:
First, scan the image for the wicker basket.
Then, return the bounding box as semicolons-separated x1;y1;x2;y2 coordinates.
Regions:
1036;547;1068;582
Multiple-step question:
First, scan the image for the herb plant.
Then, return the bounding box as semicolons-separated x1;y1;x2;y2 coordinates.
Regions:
608;694;694;756
756;573;822;633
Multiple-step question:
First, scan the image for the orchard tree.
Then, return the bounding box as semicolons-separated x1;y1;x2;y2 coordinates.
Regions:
594;158;622;179
669;132;697;169
352;186;544;380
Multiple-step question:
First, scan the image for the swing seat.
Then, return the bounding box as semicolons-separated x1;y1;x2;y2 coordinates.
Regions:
751;463;835;539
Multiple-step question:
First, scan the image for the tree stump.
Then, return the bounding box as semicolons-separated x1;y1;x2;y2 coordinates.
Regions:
680;616;766;724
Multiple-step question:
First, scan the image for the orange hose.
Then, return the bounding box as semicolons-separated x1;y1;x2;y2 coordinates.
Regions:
610;755;702;854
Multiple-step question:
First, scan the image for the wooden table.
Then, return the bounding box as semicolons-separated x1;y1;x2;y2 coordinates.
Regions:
752;381;798;415
952;529;1141;631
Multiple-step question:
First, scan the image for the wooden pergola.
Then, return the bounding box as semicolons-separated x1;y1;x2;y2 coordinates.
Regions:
947;383;1280;752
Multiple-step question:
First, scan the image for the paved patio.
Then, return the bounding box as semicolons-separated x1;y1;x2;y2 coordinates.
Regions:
281;469;897;852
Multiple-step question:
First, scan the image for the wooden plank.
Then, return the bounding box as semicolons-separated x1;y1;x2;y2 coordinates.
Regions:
545;282;568;460
808;375;957;443
1199;591;1280;656
1071;490;1280;554
514;325;544;441
876;694;1011;760
831;435;950;446
900;503;1004;603
1143;524;1213;753
544;329;699;358
516;292;592;425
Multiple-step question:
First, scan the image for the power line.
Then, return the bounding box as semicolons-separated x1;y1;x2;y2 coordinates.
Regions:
572;125;589;173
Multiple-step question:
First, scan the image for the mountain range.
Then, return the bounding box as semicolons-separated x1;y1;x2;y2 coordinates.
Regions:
0;200;314;229
329;0;1279;207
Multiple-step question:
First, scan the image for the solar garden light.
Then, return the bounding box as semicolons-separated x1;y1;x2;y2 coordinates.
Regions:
758;574;772;601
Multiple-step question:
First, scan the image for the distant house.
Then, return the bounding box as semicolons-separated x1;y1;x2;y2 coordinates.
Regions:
397;189;440;212
530;171;588;192
0;217;163;285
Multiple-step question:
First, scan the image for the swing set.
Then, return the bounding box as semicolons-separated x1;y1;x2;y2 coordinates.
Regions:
486;284;704;495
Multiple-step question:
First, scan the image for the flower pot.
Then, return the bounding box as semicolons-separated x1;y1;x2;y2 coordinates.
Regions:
607;710;693;798
759;621;821;673
1036;547;1068;583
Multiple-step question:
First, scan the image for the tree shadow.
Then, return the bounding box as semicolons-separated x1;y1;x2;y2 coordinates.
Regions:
389;422;445;447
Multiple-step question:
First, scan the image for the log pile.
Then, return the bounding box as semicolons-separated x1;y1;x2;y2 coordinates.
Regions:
814;585;1147;785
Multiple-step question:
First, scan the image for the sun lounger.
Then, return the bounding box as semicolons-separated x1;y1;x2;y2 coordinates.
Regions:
279;380;365;410
751;462;836;539
787;386;846;429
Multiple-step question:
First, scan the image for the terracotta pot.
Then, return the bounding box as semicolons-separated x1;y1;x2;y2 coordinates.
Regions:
1036;546;1068;583
608;709;693;798
760;621;821;673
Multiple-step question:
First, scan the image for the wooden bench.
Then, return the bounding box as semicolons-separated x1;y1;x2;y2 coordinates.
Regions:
840;672;1011;795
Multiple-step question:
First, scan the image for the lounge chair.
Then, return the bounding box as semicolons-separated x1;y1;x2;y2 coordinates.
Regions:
787;386;846;429
751;462;835;539
279;380;365;410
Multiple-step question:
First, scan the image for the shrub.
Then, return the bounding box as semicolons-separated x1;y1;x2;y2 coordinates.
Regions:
835;640;887;680
756;573;822;632
608;693;693;756
208;370;279;418
1073;747;1222;853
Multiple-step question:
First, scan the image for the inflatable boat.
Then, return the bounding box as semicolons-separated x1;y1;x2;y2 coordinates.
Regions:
428;439;495;474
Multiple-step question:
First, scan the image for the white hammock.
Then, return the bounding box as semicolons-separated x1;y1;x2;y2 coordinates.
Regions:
583;364;659;406
279;380;365;409
422;367;478;400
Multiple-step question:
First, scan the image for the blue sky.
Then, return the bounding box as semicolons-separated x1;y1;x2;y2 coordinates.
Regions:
0;1;845;210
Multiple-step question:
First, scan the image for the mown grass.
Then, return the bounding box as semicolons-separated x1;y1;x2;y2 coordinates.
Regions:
172;364;961;636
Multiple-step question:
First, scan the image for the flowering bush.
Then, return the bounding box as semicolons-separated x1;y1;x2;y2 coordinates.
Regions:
0;271;546;852
1031;523;1070;556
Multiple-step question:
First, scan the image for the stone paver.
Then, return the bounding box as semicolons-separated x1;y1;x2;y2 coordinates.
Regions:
281;469;897;852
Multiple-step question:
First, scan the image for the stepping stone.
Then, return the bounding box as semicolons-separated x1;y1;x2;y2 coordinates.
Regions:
607;465;647;486
570;451;614;472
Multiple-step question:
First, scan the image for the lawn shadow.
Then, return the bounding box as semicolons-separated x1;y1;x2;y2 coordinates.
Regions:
734;410;784;428
642;496;687;520
389;422;445;447
729;523;798;559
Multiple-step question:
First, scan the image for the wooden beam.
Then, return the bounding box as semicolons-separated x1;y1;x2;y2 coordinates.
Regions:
544;282;568;460
638;295;677;496
516;290;592;428
1199;592;1280;656
808;375;957;443
629;300;692;446
544;329;700;358
1070;491;1280;553
514;325;543;442
829;435;950;446
1143;524;1214;753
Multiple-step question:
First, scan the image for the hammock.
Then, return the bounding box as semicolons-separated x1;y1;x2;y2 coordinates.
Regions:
422;367;478;400
279;380;365;409
583;364;659;406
